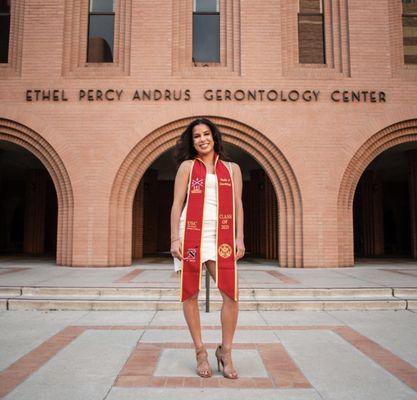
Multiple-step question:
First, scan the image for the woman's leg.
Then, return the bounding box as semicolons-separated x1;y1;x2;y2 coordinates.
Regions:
205;260;239;348
205;261;238;378
182;291;203;348
182;270;211;377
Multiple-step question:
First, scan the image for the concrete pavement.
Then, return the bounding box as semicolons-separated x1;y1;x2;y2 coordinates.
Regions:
0;256;417;398
0;309;417;399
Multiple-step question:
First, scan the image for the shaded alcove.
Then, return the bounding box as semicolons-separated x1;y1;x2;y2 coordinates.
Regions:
131;143;279;261
353;142;417;259
0;141;58;257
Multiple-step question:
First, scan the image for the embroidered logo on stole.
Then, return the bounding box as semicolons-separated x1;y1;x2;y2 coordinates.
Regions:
180;155;237;302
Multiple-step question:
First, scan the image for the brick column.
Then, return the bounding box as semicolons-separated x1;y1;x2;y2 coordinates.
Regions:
23;170;47;255
408;150;417;259
359;170;384;257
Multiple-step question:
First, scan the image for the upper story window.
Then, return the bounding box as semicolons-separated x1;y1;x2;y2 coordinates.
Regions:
0;0;10;63
298;0;325;64
87;0;115;63
192;0;220;64
402;0;417;64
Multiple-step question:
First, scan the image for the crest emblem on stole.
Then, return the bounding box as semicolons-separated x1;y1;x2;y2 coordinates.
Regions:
191;177;204;193
186;248;197;261
218;243;232;259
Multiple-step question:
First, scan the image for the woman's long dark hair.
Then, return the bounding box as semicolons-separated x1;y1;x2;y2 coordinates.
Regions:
174;118;231;167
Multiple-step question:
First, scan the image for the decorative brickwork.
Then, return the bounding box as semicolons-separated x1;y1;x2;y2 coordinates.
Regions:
62;0;132;77
0;118;73;265
108;116;303;268
337;119;417;266
281;0;351;78
172;0;241;77
389;0;417;80
0;0;25;78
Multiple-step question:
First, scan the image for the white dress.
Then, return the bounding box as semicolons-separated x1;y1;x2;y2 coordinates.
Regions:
173;164;232;272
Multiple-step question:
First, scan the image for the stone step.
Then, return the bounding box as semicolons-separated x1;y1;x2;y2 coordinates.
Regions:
0;287;21;297
393;288;417;299
0;286;415;311
2;296;408;311
0;299;7;310
1;286;397;298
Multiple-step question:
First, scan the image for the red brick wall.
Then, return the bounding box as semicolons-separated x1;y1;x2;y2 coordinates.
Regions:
0;0;416;267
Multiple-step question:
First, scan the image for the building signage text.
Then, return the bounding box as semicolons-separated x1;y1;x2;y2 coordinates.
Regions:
25;88;387;103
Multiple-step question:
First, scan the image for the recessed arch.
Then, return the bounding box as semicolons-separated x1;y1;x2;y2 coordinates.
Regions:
108;116;303;267
0;118;74;265
337;119;417;266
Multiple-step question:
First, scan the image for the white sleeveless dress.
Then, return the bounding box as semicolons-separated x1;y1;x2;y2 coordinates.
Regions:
173;163;233;272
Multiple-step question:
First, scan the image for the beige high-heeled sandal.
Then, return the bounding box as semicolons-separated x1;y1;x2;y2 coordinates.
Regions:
196;345;212;378
215;345;238;379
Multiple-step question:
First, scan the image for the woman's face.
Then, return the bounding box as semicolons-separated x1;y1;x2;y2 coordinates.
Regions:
192;123;215;156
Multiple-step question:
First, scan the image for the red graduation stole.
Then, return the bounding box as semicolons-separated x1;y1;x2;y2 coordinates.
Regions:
180;154;237;302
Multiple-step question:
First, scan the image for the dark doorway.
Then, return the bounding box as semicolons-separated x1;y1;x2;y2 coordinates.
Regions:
0;141;57;257
353;142;417;259
131;143;279;261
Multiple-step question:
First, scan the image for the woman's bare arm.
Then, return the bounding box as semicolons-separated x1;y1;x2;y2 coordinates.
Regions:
170;160;192;260
232;162;245;260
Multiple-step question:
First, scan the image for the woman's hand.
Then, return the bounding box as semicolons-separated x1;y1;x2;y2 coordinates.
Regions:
235;238;245;261
171;239;183;260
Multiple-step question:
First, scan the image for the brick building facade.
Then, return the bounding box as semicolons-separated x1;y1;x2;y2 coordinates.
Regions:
1;0;417;268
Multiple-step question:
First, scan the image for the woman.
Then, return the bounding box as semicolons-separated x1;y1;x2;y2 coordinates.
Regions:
170;118;245;379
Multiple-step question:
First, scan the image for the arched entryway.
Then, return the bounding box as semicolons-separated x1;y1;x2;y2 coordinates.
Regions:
338;119;417;266
0;141;58;257
0;118;74;265
131;144;279;261
109;116;303;267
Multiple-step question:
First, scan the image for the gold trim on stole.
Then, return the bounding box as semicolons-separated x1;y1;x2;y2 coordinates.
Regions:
180;160;195;301
230;162;238;301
